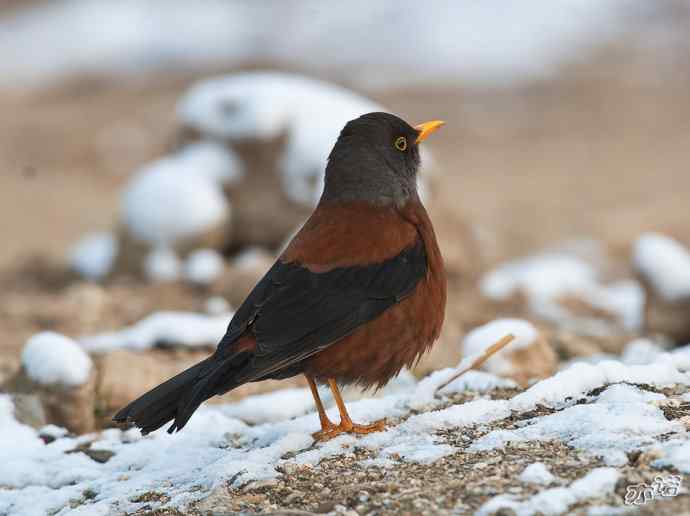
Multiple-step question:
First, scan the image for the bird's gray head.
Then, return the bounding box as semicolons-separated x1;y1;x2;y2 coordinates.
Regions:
321;112;443;206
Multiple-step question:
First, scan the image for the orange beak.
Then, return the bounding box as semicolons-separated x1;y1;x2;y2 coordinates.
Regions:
414;120;445;143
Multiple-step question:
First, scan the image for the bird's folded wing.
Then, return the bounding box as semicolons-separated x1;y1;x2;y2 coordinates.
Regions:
215;239;427;382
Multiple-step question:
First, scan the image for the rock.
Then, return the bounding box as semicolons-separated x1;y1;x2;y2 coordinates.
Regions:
93;348;307;422
9;393;47;429
211;247;275;308
6;368;97;434
222;133;311;250
92;348;211;419
5;333;97;433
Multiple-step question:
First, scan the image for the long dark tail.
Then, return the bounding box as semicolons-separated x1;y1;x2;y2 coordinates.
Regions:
112;351;250;435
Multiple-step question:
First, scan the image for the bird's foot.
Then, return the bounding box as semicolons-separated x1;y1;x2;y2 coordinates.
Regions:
312;418;386;442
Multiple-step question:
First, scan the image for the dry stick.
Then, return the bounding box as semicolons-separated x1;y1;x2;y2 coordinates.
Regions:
434;333;516;394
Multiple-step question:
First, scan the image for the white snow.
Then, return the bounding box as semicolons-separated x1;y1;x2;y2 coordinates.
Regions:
0;395;43;454
68;232;118;281
0;1;639;89
0;344;690;516
481;253;597;302
79;310;232;352
21;332;92;386
183;248;224;286
479;468;620;516
655;439;690;473
633;232;690;302
462;318;539;376
231;247;272;270
218;387;325;425
143;246;181;282
509;360;687;412
121;144;238;248
480;251;645;332
6;315;690;514
205;296;231;316
178;71;385;205
472;378;683;466
520;463;557;485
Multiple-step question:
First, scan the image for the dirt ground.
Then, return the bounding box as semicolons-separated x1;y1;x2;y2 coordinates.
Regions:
2;38;690;515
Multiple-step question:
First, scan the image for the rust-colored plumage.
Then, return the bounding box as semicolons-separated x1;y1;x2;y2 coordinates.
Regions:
114;112;447;440
299;199;446;388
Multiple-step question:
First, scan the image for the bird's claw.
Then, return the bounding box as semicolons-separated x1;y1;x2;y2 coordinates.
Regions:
312;418;386;442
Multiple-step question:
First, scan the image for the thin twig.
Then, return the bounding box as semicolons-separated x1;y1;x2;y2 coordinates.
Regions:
434;333;516;394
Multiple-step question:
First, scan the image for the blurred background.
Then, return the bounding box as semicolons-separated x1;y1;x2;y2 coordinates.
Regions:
2;0;690;428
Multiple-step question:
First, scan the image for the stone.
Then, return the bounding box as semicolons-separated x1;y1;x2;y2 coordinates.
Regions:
5;367;97;434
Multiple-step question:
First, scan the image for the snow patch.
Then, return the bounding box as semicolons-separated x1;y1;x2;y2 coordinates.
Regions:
480;252;645;332
79;310;232;352
183;248;224;286
634;232;690;302
478;468;620;516
21;332;92;386
143;246;181;282
205;296;231;315
519;462;557;485
472;382;681;466
68;232;118;281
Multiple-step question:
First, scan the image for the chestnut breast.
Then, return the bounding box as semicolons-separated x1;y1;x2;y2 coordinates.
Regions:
288;199;447;387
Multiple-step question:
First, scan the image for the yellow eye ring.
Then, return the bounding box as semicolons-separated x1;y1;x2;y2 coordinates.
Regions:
394;136;407;151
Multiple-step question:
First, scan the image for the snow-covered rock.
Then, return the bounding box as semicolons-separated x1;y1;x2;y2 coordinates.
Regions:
178;71;435;207
22;333;92;387
481;250;645;335
121;145;237;248
183;248;224;286
79;310;232;352
15;333;97;433
462;319;557;386
68;231;118;281
143;246;181;282
634;233;690;302
633;233;690;342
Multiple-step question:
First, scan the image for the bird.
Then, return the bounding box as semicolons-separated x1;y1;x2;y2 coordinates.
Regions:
113;112;447;441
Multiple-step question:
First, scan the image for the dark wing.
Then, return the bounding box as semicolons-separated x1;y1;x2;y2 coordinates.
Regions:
214;239;427;387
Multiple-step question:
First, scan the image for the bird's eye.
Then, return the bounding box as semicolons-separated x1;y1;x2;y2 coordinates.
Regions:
394;136;407;151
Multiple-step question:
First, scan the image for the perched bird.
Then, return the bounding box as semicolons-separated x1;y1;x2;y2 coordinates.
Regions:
114;112;447;440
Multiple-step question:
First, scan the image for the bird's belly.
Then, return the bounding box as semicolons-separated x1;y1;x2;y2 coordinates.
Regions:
304;274;445;388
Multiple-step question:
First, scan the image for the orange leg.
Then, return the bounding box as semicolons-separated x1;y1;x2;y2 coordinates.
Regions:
309;377;386;442
306;375;337;435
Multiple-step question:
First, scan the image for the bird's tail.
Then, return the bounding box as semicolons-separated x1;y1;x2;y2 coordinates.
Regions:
112;351;250;435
